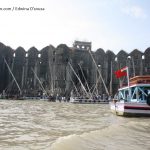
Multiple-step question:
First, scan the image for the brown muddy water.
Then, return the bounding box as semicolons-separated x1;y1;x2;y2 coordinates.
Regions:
0;100;150;150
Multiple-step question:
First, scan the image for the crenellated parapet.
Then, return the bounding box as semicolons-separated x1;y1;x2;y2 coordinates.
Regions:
0;41;150;97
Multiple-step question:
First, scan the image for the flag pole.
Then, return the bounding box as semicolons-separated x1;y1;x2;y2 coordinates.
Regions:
126;67;131;99
126;67;130;87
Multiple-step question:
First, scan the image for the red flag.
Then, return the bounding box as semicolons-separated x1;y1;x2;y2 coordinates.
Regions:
115;67;127;78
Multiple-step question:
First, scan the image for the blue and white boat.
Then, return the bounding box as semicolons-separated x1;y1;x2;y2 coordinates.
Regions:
110;75;150;117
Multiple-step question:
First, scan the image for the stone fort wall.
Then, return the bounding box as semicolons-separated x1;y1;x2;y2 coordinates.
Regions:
0;42;150;97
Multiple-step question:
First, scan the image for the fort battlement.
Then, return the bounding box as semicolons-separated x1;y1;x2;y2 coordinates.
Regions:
0;42;150;97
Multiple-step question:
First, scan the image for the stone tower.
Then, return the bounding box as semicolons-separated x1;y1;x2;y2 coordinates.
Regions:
73;41;91;51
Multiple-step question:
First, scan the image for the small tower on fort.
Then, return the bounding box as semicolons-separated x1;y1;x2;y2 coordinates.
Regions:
73;41;92;51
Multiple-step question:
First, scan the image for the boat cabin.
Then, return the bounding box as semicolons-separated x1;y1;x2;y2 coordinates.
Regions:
115;76;150;103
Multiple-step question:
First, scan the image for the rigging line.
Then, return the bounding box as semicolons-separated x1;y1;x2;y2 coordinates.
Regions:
31;68;48;97
4;57;22;95
88;50;109;95
5;79;15;93
89;84;95;92
92;75;101;96
68;62;89;97
68;71;80;96
78;63;92;97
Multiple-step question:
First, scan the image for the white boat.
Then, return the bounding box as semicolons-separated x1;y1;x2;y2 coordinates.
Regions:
68;59;109;104
110;75;150;117
70;97;109;104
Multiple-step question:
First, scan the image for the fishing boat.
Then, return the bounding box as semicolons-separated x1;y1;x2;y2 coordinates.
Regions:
110;74;150;117
70;96;109;104
68;58;109;104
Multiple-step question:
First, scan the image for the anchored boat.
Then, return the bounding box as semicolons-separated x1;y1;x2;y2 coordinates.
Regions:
70;96;109;104
110;75;150;117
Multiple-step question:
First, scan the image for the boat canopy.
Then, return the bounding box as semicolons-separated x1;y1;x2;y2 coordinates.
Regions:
116;84;150;102
130;76;150;85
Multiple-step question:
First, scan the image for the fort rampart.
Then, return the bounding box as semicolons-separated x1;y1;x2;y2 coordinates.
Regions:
0;42;150;97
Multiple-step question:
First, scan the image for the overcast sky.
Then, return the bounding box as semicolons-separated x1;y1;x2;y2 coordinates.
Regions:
0;0;150;53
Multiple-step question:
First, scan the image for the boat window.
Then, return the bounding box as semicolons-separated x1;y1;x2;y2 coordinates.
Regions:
131;87;135;98
131;87;135;95
144;87;150;95
118;91;124;99
130;86;150;102
130;87;137;101
138;91;143;100
142;87;150;101
125;90;129;100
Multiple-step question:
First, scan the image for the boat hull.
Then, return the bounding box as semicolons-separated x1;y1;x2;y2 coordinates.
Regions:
70;97;108;104
110;101;150;117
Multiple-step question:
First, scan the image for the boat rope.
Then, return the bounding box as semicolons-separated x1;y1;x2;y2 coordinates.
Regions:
68;71;80;96
88;50;109;96
31;68;48;97
4;57;22;95
92;75;101;96
78;63;93;98
68;62;89;98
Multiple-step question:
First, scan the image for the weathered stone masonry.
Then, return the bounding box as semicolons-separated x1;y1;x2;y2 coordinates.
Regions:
0;41;150;97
